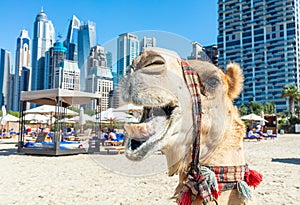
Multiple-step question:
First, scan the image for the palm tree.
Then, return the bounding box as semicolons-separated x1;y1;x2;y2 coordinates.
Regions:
281;84;300;117
263;102;276;114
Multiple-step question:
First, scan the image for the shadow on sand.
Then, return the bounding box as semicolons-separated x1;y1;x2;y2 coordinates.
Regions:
0;148;20;156
272;158;300;165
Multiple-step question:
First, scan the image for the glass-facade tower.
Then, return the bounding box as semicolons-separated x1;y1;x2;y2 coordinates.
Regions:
13;30;31;111
31;10;55;91
78;21;96;91
0;49;12;108
116;33;139;88
218;0;300;111
64;15;80;62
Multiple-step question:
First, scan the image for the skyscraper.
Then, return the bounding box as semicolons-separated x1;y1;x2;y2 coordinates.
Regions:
64;15;81;61
0;49;12;108
31;10;55;91
86;45;113;111
218;0;300;111
78;21;96;91
140;36;156;52
44;41;67;89
13;29;31;111
116;33;139;88
54;60;80;91
187;42;218;66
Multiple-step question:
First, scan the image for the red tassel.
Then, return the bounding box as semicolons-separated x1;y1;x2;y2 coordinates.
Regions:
212;189;221;200
177;189;192;205
245;169;263;188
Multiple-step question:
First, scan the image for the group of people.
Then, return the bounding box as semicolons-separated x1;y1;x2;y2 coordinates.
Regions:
246;124;277;139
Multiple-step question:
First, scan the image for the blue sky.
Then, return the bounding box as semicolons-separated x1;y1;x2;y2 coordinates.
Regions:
0;0;217;61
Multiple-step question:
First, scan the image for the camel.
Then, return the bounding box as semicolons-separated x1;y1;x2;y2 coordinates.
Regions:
120;47;262;205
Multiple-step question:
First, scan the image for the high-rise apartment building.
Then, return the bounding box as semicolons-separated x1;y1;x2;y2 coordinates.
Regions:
188;42;212;62
116;33;139;89
86;45;113;111
13;30;31;111
64;15;81;61
218;0;299;111
106;51;112;69
0;49;12;108
204;45;218;66
78;21;97;91
44;41;67;89
140;37;156;52
31;10;55;91
54;60;80;91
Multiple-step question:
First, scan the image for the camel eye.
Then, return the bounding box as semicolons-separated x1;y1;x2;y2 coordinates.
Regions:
205;77;219;88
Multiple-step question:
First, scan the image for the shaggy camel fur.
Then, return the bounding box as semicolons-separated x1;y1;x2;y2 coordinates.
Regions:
121;47;258;205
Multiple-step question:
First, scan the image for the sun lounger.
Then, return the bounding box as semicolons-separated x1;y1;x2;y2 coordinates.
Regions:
104;146;125;154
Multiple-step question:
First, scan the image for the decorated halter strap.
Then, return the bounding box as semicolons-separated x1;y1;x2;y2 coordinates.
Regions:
181;61;202;175
180;61;218;204
178;62;263;205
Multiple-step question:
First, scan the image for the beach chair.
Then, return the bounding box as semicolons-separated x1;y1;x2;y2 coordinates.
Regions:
104;133;125;146
243;135;262;141
75;128;92;141
264;130;277;139
35;132;48;142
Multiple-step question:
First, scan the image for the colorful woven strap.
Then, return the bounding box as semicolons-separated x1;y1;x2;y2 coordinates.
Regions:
206;165;246;192
181;61;217;204
181;61;202;174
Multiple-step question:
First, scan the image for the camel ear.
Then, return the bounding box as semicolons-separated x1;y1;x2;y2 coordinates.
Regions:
225;63;244;99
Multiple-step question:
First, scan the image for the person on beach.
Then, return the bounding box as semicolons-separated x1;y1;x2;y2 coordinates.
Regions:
247;126;261;139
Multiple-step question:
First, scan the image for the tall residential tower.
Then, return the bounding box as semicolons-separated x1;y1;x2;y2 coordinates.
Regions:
31;10;55;91
13;30;31;111
218;0;300;111
116;33;139;88
0;49;13;108
78;21;97;91
64;15;80;62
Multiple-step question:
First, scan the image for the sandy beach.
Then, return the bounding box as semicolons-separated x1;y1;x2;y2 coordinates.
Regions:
0;134;299;205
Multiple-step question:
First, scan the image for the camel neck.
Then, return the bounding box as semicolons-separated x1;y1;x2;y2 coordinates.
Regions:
200;120;246;166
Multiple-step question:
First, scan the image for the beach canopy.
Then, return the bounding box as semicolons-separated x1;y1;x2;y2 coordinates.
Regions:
20;88;99;107
241;113;268;122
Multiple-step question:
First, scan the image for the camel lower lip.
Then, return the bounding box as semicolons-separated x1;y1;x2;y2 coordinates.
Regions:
124;110;175;160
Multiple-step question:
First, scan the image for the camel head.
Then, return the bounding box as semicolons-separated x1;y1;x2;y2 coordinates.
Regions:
120;47;245;176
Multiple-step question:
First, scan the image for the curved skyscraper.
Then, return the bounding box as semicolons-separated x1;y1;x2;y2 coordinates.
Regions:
31;10;55;91
13;29;31;111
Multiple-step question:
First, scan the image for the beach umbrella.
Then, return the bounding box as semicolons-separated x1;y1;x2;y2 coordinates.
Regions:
58;118;77;124
114;103;143;113
64;115;94;123
93;108;138;129
24;105;77;130
24;105;77;115
1;114;19;122
114;103;143;119
241;113;268;122
23;114;55;123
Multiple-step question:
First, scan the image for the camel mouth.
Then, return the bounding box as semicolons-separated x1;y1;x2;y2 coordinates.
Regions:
124;104;177;161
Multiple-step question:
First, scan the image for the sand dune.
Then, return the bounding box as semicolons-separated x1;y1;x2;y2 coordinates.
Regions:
0;134;299;204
